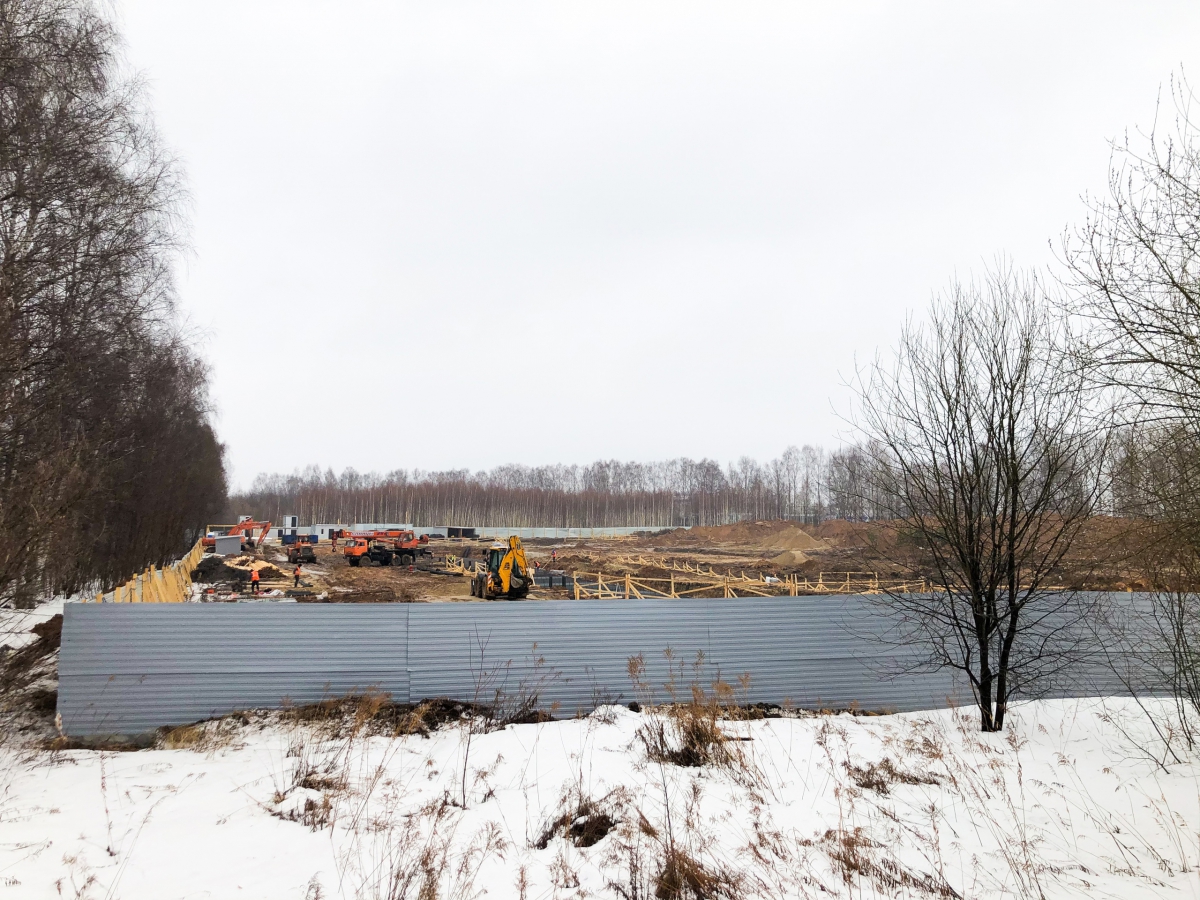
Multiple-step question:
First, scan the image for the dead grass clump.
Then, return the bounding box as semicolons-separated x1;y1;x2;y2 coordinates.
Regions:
637;708;728;769
281;692;487;738
286;733;348;795
535;795;618;849
655;845;741;900
43;734;145;752
273;792;335;831
153;712;250;752
606;822;742;900
396;698;480;737
628;652;758;780
806;827;961;899
845;756;941;794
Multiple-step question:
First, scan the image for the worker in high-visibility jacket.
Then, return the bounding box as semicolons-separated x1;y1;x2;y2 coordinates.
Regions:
250;568;260;594
293;564;302;588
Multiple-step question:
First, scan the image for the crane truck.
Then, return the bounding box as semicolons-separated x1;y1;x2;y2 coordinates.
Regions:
341;529;427;567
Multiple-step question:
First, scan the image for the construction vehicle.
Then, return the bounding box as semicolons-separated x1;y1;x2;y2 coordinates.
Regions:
470;535;532;600
203;517;272;552
343;537;395;567
342;529;429;567
388;529;425;565
285;536;317;564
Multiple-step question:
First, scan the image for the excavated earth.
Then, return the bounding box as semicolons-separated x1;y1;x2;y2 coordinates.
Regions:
190;517;1170;604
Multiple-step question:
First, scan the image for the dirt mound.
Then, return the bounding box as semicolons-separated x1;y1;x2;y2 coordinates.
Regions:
769;550;809;567
660;520;828;552
192;554;284;585
812;520;891;550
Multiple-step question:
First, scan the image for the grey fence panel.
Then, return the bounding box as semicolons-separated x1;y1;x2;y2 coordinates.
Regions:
704;597;970;710
58;594;1159;738
408;599;723;714
59;604;410;737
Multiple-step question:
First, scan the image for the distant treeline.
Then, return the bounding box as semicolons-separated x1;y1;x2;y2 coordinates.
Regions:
0;1;226;605
232;435;1161;529
235;448;853;528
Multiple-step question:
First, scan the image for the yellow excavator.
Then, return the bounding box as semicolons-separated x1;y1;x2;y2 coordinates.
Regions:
470;535;532;600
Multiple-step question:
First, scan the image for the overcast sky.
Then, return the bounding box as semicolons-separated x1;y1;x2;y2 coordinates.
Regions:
115;2;1200;489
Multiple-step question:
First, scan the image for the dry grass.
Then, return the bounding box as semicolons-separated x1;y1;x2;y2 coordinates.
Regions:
155;714;248;752
654;844;742;900
604;801;744;900
804;826;962;899
845;756;942;794
339;795;507;900
280;692;483;739
534;790;620;849
627;651;761;783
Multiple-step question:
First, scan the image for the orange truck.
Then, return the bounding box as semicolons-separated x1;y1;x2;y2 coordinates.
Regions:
341;529;428;567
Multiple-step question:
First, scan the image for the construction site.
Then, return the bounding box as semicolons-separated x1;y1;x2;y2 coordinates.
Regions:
172;514;1158;607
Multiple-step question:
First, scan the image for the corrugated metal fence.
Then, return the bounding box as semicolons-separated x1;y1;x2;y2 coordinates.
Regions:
58;595;1138;738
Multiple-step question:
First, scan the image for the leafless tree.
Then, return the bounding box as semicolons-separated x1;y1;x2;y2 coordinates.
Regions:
1064;73;1200;744
0;0;225;605
855;268;1106;731
1066;76;1200;427
1064;75;1200;536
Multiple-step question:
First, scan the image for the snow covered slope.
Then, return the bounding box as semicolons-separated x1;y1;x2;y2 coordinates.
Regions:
0;698;1195;899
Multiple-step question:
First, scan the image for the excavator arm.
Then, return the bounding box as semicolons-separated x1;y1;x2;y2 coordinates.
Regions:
497;536;530;594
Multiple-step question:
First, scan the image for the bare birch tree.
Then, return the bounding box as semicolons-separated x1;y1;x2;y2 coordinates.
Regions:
0;0;226;605
1065;75;1200;744
855;268;1105;731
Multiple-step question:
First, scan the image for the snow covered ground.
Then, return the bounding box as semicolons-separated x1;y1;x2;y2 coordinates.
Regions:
0;694;1197;899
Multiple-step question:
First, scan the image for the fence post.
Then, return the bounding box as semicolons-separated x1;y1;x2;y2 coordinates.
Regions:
670;571;676;598
624;574;630;600
573;574;580;600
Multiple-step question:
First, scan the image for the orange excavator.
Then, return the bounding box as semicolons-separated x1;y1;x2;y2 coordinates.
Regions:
203;517;272;552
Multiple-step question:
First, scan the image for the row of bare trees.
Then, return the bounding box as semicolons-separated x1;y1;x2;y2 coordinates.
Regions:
237;427;1170;534
0;1;226;607
234;447;881;529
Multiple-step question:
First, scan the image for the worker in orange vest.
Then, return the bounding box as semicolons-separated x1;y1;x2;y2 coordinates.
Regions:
293;564;302;588
250;567;260;594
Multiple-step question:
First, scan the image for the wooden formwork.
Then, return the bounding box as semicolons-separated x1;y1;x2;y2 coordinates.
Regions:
571;567;927;599
84;538;207;604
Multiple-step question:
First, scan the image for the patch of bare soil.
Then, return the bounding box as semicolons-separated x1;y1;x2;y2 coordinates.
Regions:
1;613;61;741
578;517;1167;591
302;544;475;602
657;520;829;552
